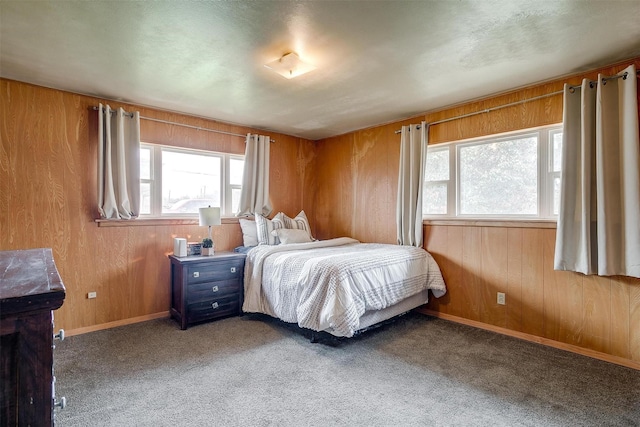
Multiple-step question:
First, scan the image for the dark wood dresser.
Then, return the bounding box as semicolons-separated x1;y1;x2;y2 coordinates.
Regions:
169;252;245;330
0;248;66;426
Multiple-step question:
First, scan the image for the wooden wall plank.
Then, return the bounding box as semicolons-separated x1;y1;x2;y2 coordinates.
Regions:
630;279;640;362
423;225;449;314
519;229;544;337
610;276;631;359
542;228;583;346
480;227;508;327
582;275;611;354
461;227;482;321
445;226;464;318
506;228;523;331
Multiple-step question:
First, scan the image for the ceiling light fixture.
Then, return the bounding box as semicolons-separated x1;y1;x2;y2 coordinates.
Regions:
264;52;316;79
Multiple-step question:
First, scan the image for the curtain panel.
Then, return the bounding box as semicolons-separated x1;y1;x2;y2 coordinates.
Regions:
396;122;427;247
554;65;640;278
237;133;273;217
97;104;141;220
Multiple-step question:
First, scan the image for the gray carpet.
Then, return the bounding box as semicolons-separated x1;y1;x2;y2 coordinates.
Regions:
54;313;640;427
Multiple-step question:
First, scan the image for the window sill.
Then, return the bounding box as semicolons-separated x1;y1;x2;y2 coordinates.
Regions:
95;217;241;228
423;218;557;229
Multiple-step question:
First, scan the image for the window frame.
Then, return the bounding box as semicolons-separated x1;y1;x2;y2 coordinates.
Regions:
423;124;562;221
140;143;244;218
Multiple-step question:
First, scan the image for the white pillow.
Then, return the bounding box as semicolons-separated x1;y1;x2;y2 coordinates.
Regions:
255;213;285;245
238;218;258;247
277;210;314;240
271;228;313;244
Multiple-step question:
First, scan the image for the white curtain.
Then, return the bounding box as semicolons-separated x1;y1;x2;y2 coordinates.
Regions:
237;133;273;217
97;104;141;219
554;64;640;278
396;122;427;247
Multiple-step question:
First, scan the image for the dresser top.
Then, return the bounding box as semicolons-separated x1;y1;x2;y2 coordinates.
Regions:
0;248;66;316
169;251;246;264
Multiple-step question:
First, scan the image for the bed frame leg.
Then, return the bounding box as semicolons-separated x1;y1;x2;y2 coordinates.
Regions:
310;331;319;343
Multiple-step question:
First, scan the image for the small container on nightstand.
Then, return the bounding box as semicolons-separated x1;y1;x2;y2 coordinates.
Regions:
169;252;246;330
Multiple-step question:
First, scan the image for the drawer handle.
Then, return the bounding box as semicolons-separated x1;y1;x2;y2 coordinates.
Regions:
54;329;65;341
193;272;200;278
54;396;67;410
212;285;219;292
230;267;236;273
211;302;219;309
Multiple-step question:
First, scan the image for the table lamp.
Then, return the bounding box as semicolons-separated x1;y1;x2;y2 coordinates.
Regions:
199;206;221;256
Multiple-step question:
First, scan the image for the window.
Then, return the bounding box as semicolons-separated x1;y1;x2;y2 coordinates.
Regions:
140;144;244;217
423;125;562;219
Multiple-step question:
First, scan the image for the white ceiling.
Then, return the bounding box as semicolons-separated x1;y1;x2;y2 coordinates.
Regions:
1;1;639;140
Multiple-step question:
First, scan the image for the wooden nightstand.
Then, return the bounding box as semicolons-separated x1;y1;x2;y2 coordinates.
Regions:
169;252;246;330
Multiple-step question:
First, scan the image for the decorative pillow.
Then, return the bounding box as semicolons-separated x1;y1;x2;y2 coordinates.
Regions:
276;210;314;240
255;212;285;245
239;218;258;247
271;228;312;244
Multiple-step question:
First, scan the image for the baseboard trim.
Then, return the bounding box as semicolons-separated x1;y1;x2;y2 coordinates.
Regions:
65;312;170;337
417;308;640;371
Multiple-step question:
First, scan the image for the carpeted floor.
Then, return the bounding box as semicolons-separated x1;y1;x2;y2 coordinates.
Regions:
54;313;640;426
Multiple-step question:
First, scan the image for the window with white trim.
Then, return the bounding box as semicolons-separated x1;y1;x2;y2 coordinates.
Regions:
140;144;244;217
423;125;562;219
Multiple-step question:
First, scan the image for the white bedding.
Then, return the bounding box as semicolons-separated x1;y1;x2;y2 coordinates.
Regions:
243;237;446;337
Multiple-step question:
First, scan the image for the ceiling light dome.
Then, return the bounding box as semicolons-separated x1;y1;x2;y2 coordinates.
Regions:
264;52;316;79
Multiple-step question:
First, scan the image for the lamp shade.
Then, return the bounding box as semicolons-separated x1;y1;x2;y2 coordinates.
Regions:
199;206;221;226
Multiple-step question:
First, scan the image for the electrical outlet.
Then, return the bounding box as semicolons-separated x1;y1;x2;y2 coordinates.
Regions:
497;292;506;305
88;291;97;299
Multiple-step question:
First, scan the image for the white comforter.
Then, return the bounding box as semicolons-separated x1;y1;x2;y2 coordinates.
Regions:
243;238;446;337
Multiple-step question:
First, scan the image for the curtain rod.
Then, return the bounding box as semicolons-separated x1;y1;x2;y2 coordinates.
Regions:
92;106;275;142
568;69;640;92
394;90;563;134
395;69;639;134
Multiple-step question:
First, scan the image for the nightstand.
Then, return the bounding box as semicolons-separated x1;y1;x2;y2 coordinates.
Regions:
169;252;246;330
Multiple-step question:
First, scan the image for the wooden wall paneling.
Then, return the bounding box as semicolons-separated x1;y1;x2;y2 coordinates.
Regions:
630;279;640;362
352;127;383;242
383;124;400;244
423;225;449;314
294;137;318;232
271;135;300;217
128;225;160;315
609;276;631;359
479;227;509;327
581;275;611;354
7;83;39;248
314;133;353;240
542;228;584;346
519;228;545;337
423;109;450;145
349;129;377;242
506;229;524;331
272;135;317;220
0;82;8;242
444;226;464;317
460;226;482;321
102;227;130;324
55;94;97;330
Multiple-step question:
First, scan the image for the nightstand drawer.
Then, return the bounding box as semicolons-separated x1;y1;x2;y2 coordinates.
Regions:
187;278;241;302
186;260;243;285
187;294;240;323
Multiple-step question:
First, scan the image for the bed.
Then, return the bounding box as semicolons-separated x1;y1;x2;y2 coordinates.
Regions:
242;237;446;338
